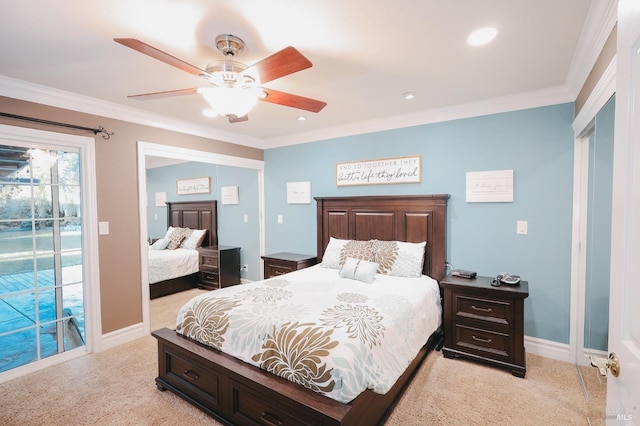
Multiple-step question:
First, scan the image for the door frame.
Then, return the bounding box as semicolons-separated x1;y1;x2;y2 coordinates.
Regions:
569;58;616;365
0;124;101;383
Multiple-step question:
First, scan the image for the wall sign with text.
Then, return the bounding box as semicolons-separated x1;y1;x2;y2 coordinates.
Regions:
176;177;211;195
336;156;421;186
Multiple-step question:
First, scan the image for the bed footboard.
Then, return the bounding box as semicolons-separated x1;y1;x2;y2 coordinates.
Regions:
152;327;442;425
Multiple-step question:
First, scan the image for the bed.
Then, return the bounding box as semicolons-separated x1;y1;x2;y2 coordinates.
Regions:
148;200;218;299
152;194;448;425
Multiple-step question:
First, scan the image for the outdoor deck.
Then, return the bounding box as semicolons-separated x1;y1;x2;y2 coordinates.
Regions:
0;265;84;373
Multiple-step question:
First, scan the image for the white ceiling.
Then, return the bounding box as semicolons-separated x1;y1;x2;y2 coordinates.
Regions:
0;1;615;150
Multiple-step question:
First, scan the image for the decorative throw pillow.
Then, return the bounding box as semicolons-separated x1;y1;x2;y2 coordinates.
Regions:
181;229;207;250
369;239;399;274
370;240;426;277
338;240;374;268
167;228;188;250
339;257;379;283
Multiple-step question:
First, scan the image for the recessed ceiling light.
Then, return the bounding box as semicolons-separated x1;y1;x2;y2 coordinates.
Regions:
403;92;416;100
297;116;306;121
467;27;498;46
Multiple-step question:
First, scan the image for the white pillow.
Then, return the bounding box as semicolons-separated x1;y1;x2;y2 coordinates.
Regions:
320;237;350;268
149;238;169;250
181;229;207;250
339;257;379;283
163;226;176;239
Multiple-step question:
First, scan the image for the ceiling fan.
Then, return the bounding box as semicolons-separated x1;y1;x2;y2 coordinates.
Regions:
114;35;327;123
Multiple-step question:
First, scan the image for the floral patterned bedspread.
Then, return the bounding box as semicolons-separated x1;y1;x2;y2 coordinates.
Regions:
175;265;442;403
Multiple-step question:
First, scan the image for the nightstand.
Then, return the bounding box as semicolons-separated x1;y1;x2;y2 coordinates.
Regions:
197;246;241;290
440;274;529;377
261;252;317;278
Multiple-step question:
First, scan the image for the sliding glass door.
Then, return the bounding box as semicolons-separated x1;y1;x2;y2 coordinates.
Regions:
0;143;85;372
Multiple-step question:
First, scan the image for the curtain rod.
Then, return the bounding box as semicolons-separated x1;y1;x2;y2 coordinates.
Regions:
0;112;114;140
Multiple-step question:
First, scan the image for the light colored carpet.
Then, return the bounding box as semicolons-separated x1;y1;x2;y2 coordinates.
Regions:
0;289;605;425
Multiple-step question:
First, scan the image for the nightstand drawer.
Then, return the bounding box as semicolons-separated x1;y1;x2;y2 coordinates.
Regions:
455;294;512;326
262;253;317;278
454;324;511;360
266;262;295;276
201;255;218;270
197;246;241;290
200;271;219;286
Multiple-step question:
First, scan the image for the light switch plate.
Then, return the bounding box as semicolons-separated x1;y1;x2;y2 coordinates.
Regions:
516;220;528;235
98;221;110;235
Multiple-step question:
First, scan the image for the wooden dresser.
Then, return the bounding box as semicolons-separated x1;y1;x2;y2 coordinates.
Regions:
440;274;529;377
261;252;317;278
197;246;241;290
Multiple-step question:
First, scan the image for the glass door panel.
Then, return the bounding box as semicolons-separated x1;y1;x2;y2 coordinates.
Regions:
0;144;84;373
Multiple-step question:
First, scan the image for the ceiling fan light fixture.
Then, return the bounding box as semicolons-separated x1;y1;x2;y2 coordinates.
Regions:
199;86;258;119
202;108;218;118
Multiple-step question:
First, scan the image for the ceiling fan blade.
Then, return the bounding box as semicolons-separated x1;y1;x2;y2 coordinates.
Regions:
127;88;199;100
261;88;327;113
245;46;312;84
114;38;208;77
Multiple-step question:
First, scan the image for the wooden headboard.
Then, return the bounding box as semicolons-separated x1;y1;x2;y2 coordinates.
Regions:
166;200;218;248
316;195;449;281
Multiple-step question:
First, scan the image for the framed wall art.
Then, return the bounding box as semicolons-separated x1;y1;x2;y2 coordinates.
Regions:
336;155;421;186
176;177;211;195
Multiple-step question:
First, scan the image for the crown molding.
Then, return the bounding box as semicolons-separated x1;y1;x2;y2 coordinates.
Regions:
572;56;616;135
0;75;265;149
263;85;575;149
565;0;618;98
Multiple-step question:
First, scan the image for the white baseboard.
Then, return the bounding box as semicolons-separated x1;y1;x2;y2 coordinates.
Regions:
99;322;146;351
524;335;608;366
524;335;572;363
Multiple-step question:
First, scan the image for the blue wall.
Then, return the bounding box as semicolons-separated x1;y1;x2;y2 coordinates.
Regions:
264;103;575;344
146;162;261;281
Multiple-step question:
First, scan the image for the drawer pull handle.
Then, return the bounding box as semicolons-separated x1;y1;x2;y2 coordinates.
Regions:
182;370;200;381
471;305;492;313
472;335;492;343
260;412;283;426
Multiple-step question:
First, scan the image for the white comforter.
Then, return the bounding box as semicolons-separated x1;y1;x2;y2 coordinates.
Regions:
175;265;442;403
148;248;199;284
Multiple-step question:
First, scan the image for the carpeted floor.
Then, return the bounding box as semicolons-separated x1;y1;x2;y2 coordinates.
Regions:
0;288;605;425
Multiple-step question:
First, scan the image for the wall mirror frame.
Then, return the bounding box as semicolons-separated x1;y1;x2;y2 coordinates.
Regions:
136;141;265;334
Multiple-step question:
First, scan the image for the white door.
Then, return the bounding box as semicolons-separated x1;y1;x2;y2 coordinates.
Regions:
607;0;640;421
